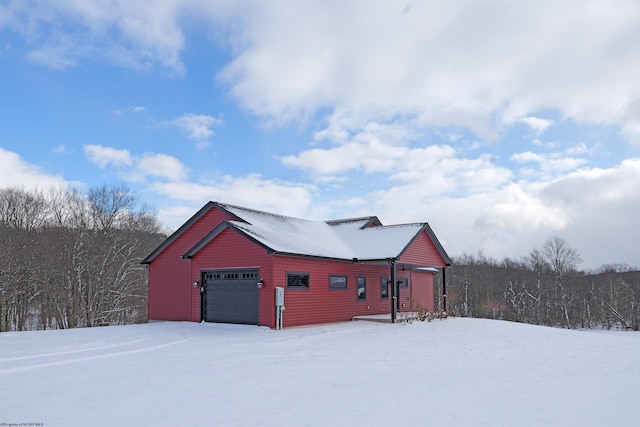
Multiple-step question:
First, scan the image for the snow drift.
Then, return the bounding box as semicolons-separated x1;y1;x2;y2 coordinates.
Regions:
1;318;638;426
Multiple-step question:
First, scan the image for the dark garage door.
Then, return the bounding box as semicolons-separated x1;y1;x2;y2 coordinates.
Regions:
203;269;259;324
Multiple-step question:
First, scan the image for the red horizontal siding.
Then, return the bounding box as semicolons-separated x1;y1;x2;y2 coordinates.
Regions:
272;256;409;328
148;260;190;321
399;230;447;267
392;272;434;313
409;270;435;311
397;274;411;312
189;227;273;325
149;206;443;328
148;207;235;321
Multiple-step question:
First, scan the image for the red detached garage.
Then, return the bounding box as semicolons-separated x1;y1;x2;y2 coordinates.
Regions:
142;201;451;328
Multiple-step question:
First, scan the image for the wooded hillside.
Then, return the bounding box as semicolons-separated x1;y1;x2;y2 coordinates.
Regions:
0;185;166;331
439;238;640;330
2;186;638;331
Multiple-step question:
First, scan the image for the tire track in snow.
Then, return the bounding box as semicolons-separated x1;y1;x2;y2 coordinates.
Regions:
0;338;191;375
0;338;149;362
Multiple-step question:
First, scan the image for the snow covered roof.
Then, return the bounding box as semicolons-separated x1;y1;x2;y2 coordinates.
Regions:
181;202;449;263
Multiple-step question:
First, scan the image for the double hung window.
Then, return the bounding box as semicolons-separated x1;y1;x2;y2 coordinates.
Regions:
380;277;389;300
357;276;366;300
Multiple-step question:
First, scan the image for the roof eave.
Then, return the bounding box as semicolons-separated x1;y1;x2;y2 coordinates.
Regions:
141;201;218;264
423;223;452;266
182;221;276;259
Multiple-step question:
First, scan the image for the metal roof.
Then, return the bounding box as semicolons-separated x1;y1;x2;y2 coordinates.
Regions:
144;201;451;265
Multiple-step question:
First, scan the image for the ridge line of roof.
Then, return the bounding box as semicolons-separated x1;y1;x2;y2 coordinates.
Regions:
358;222;426;229
217;201;312;223
144;200;451;266
325;216;379;225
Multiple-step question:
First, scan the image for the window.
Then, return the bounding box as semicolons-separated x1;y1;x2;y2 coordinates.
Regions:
357;276;366;300
381;277;389;300
399;277;409;288
287;272;310;289
329;275;348;290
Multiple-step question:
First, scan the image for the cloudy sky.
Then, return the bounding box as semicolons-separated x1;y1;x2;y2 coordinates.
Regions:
1;0;639;270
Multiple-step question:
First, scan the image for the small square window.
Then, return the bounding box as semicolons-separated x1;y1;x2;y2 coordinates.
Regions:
399;277;409;288
329;275;348;290
287;272;310;289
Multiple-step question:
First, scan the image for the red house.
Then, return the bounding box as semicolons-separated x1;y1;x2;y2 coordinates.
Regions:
142;201;451;328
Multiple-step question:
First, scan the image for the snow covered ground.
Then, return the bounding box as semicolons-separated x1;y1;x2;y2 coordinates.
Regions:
1;318;639;427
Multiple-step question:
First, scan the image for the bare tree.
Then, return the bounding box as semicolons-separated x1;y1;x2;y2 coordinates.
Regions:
0;184;165;331
0;187;48;231
46;185;87;228
87;183;137;231
539;236;583;327
540;235;582;279
444;235;639;331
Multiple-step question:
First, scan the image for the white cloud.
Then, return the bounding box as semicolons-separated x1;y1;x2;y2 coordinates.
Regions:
5;0;187;74
511;152;542;163
511;146;591;178
83;144;132;168
156;174;314;209
532;159;640;267
475;184;571;232
520;116;553;134
6;1;639;143
137;153;187;181
4;1;639;270
165;113;224;140
83;145;186;182
331;158;640;269
216;1;640;144
565;143;594;156
0;148;67;189
282;140;407;175
114;106;146;115
618;91;640;145
622;122;640;146
537;158;640;209
25;35;78;70
283;136;512;197
151;181;218;202
152;174;316;225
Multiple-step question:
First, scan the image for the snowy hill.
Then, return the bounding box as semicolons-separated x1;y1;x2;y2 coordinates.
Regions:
1;318;639;426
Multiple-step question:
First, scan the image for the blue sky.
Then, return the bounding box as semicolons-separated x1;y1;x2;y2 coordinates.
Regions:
1;0;639;269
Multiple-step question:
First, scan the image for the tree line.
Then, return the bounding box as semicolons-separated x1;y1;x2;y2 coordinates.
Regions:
0;185;166;331
2;185;638;332
437;236;640;330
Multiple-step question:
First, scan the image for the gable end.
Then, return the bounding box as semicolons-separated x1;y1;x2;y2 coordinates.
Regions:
142;201;248;264
142;202;216;264
182;221;276;259
398;223;452;266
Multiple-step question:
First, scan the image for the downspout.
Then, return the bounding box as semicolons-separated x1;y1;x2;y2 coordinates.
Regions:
200;275;205;323
409;270;413;311
389;259;397;323
189;260;193;322
442;267;447;313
